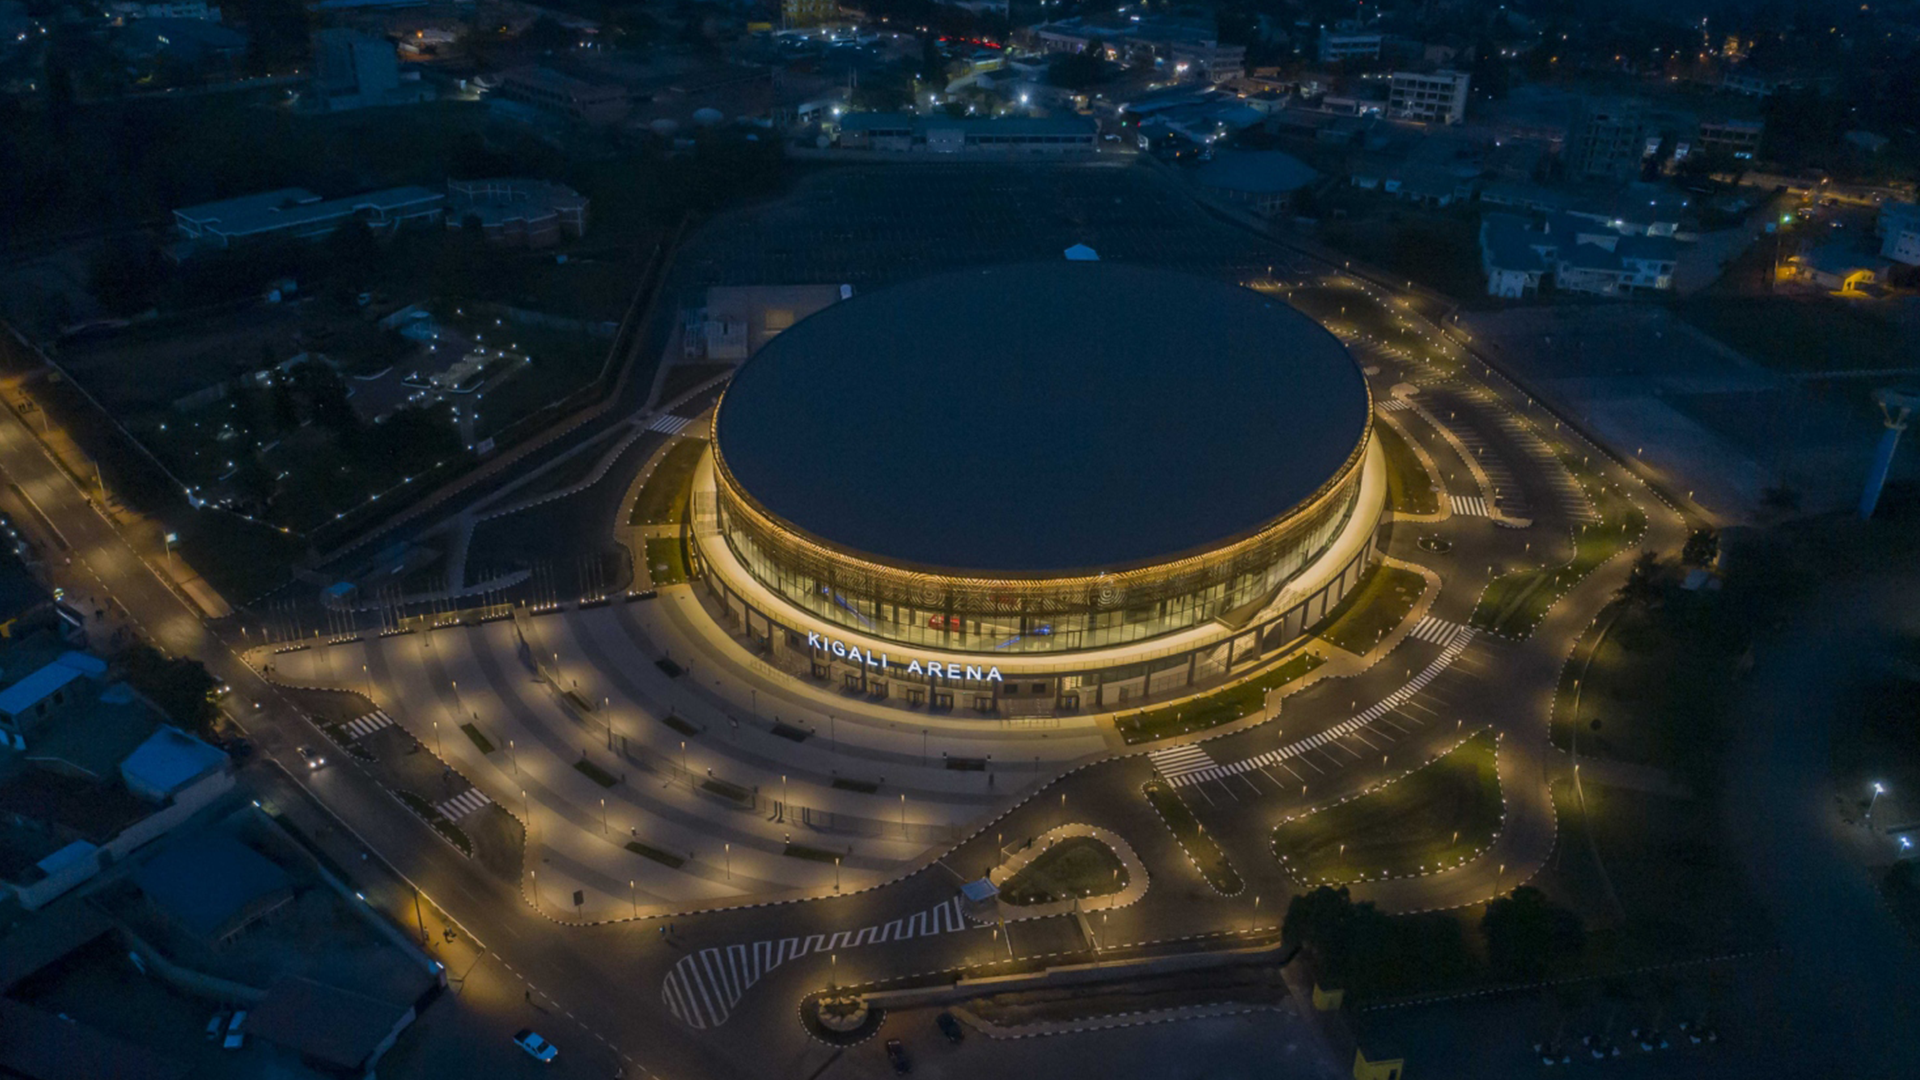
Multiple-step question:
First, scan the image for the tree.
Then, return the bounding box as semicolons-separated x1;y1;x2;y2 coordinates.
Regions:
1616;549;1665;607
1481;885;1584;981
1682;528;1719;568
117;643;220;738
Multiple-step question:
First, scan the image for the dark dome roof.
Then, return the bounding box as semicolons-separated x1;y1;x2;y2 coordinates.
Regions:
714;262;1369;574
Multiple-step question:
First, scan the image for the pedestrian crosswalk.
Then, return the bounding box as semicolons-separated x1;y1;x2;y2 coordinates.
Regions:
647;414;693;435
1159;631;1475;789
1408;616;1466;646
1451;495;1491;517
664;897;969;1029
1148;743;1220;783
342;710;394;740
1376;398;1412;412
1454;386;1599;523
436;788;492;821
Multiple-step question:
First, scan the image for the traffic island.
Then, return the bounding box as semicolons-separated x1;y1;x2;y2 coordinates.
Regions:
800;992;886;1046
1272;730;1503;885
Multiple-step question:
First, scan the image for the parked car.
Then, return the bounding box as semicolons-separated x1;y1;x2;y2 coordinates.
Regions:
204;1011;227;1041
936;1012;964;1044
885;1038;912;1074
514;1029;559;1062
222;1010;247;1050
296;745;326;770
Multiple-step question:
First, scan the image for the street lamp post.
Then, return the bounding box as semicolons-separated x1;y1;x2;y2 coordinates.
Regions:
163;532;177;577
725;842;731;880
630;879;637;917
900;793;908;837
1868;782;1888;827
600;798;608;833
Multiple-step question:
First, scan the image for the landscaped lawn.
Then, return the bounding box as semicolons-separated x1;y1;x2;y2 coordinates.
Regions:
1116;652;1325;745
628;438;707;526
1143;781;1244;895
1473;452;1645;638
999;836;1129;906
1376;423;1439;515
1318;565;1426;655
645;537;689;586
1271;730;1501;884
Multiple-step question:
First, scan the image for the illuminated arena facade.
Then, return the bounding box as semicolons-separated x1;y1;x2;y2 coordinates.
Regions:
688;263;1387;713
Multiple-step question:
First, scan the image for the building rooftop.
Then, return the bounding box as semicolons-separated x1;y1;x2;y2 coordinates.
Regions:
22;686;159;780
173;186;443;239
247;976;418;1072
119;726;226;797
133;833;292;940
715;262;1369;574
0;998;188;1080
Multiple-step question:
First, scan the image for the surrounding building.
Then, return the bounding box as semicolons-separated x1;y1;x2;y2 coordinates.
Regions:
311;28;425;111
1787;243;1890;294
1479;212;1682;298
1030;16;1246;85
1694;118;1763;160
1567;100;1647;182
490;66;631;126
1192;150;1318;215
446;179;588;248
172;187;446;251
1387;69;1469;125
0;638;235;910
781;0;836;28
836;114;1097;154
1878;201;1920;267
1317;29;1383;63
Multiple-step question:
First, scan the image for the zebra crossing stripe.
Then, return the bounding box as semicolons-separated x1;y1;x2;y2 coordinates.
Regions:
1409;616;1465;645
1148;744;1218;780
342;711;394;740
1377;398;1412;412
1451;495;1490;517
1162;631;1476;787
648;414;692;435
436;788;492;820
664;897;968;1029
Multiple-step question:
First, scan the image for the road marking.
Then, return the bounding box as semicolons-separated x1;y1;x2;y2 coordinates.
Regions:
1449;495;1491;517
1147;743;1218;781
342;710;395;740
647;414;692;435
663;897;969;1029
1408;616;1467;646
1160;632;1475;788
436;788;493;820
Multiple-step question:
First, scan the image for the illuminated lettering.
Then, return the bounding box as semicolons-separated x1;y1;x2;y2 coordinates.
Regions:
987;667;1003;682
846;646;864;666
809;631;1001;682
808;631;825;650
907;660;924;676
928;661;945;678
964;665;983;681
831;641;847;658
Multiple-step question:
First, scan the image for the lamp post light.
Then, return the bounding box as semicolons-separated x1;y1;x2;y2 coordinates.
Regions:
509;739;517;775
600;797;608;833
164;532;177;577
1868;781;1888;826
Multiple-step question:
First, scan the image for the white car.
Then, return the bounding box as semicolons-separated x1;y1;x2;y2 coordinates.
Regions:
296;745;326;770
513;1029;558;1062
